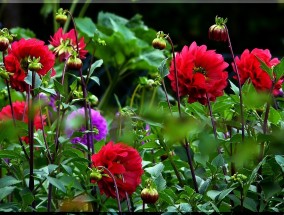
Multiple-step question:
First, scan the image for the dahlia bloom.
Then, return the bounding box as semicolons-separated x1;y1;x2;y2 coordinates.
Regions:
233;48;280;92
65;107;108;145
168;41;229;105
4;38;55;92
0;101;46;144
91;141;143;199
49;28;88;61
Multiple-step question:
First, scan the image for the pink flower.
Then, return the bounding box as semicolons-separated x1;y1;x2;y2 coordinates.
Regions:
49;28;88;61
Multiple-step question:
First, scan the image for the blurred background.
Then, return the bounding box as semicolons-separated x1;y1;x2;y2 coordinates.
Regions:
1;3;284;57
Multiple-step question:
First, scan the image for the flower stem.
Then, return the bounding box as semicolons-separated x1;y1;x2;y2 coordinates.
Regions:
225;25;245;143
166;35;181;117
161;80;173;116
130;84;141;108
2;52;29;161
166;34;198;193
206;93;228;177
98;166;122;212
28;71;36;209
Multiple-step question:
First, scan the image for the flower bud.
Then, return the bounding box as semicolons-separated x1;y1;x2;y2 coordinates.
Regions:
56;14;68;25
67;57;83;70
208;16;228;42
55;8;68;25
152;38;166;50
0;36;9;52
90;169;102;184
141;187;159;204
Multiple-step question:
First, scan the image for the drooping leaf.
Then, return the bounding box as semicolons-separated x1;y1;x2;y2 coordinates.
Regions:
0;187;16;201
10;27;36;39
75;17;98;38
144;162;164;178
273;57;284;81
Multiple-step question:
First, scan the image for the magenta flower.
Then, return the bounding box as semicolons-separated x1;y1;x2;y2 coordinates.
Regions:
65;107;108;145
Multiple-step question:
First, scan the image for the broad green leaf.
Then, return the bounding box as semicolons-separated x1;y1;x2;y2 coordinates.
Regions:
216;188;235;203
268;107;281;125
10;27;36;39
19;188;34;208
211;154;225;168
199;179;211;194
46;176;66;193
0;187;15;201
179;203;192;212
0;176;21;188
154;174;166;192
24;70;42;89
158;58;169;78
207;190;221;201
75;17;98;38
144;162;164;177
243;197;257;212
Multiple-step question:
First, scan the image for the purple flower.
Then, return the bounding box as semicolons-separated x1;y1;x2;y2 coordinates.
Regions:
65;107;108;145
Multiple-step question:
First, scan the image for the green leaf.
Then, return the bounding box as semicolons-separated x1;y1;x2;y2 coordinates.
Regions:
154;174;166;192
19;188;34;208
69;79;77;92
268;107;281;125
179;203;192;212
0;176;21;188
275;155;284;172
46;176;66;193
10;27;36;39
158;58;169;78
0;150;20;159
207;190;221;201
24;70;42;89
0;187;15;201
273;57;284;81
39;87;56;95
211;154;225;168
144;162;164;178
199;179;211;194
216;188;235;203
90;76;100;85
53;79;64;95
89;59;103;77
229;80;239;95
75;17;98;38
243;156;267;196
255;55;273;79
243;197;257;212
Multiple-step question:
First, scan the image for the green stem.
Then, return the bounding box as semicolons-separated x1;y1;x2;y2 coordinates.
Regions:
225;25;245;143
161;80;173;116
149;87;157;108
78;0;91;17
206;93;228;178
63;0;79;32
52;2;59;33
130;84;141;108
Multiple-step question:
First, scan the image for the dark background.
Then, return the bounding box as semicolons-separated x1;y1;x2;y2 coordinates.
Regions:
1;3;284;57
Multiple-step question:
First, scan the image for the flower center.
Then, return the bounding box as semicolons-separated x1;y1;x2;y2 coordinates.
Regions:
20;57;29;72
193;66;206;75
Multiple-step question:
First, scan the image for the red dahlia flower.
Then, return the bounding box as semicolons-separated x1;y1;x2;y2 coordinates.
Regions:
4;38;55;92
91;141;143;199
0;101;46;144
233;48;280;92
168;41;228;105
49;28;88;61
